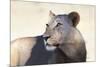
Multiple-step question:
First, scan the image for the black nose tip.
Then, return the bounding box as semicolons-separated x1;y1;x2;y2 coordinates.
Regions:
43;36;50;41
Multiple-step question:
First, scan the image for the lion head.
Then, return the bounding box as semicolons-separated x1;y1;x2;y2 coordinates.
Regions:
43;11;80;51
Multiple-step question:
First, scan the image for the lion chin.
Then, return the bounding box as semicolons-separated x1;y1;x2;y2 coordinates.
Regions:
45;45;57;51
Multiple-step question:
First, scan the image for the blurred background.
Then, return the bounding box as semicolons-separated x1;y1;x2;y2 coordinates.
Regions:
11;0;95;62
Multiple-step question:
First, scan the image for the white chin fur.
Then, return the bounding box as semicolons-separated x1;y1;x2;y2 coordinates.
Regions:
45;45;56;51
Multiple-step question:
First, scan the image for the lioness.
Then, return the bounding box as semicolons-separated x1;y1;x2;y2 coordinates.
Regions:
11;11;87;66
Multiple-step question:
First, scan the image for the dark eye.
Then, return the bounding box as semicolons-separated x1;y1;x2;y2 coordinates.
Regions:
46;24;49;27
56;23;62;27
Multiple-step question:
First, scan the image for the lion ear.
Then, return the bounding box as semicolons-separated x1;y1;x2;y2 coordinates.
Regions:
49;10;55;17
68;12;80;27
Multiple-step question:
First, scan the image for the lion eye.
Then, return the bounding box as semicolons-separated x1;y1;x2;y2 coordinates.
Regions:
56;23;62;27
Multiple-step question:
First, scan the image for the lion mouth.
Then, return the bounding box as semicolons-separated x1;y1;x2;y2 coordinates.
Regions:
43;37;60;51
53;44;59;47
45;41;59;47
43;39;57;51
46;43;59;47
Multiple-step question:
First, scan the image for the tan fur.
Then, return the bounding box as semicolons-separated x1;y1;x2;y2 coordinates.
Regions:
65;28;84;48
11;37;37;66
59;28;85;58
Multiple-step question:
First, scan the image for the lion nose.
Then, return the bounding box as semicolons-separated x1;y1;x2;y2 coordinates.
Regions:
43;36;50;41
